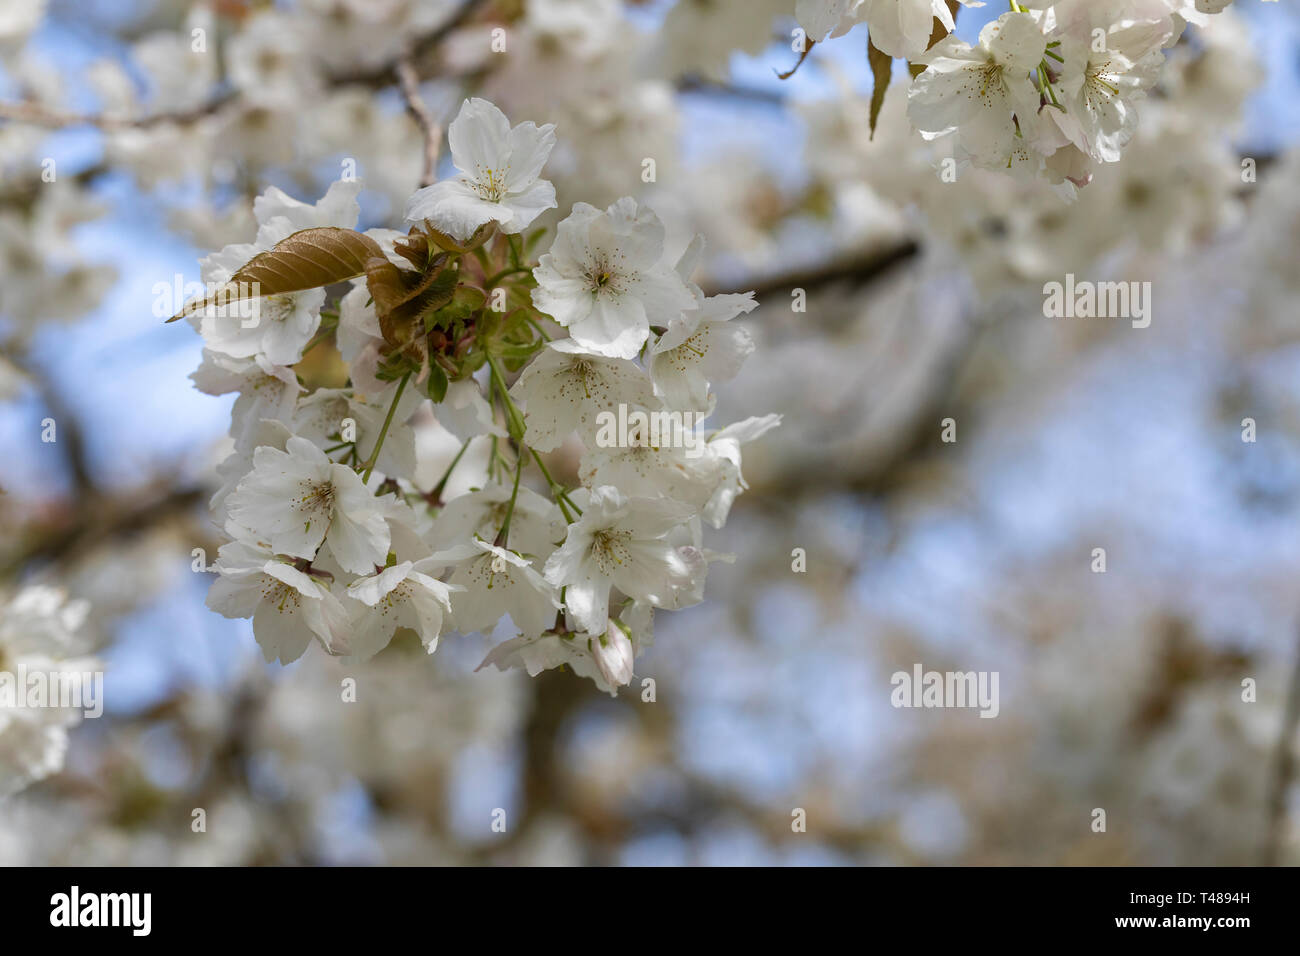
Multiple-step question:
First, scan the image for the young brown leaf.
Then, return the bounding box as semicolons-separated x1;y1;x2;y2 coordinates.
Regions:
909;0;962;78
776;39;815;80
367;251;459;345
868;40;892;141
166;227;385;322
413;219;496;254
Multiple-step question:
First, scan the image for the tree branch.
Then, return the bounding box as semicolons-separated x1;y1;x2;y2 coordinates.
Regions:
703;240;919;300
1262;622;1300;865
395;57;441;188
0;0;490;132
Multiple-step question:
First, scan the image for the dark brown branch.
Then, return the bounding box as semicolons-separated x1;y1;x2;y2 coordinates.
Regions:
1263;622;1300;865
676;76;786;105
1;484;208;578
703;240;920;299
4;349;95;498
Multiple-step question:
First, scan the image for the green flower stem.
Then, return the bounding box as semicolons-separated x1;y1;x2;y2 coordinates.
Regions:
429;436;472;504
528;446;580;522
360;372;409;484
487;352;582;521
524;316;552;342
301;325;336;357
484;265;533;288
1008;1;1066;111
496;445;525;547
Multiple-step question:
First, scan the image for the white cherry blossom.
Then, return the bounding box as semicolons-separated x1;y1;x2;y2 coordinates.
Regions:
542;486;700;634
162;97;777;696
190;349;301;452
908;13;1048;170
429;484;564;562
404;97;557;240
432;540;561;638
194;179;361;364
509;339;658;451
650;292;757;412
197;286;326;367
293;387;420;480
226;435;391;574
861;0;966;59
345;559;457;658
795;0;865;42
477;604;649;696
0;587;97;798
205;538;351;663
531;198;696;359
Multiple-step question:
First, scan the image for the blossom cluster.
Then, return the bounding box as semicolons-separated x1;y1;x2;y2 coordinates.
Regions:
0;586;98;797
186;98;777;694
796;0;1272;190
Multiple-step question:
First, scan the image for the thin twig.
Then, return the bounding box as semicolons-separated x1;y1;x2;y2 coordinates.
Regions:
395;57;441;188
0;95;237;130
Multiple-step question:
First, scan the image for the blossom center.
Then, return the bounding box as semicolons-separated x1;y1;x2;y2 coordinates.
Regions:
1084;61;1121;104
264;294;295;323
472;166;509;203
262;578;303;614
976;62;1005;103
297;479;336;521
669;332;708;368
584;257;625;297
590;529;632;573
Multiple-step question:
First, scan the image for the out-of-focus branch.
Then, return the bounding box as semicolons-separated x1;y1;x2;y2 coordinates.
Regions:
1;350;213;576
4;349;94;498
328;0;489;88
1;483;210;578
1262;622;1300;865
741;296;984;503
676;76;787;105
0;95;238;130
506;669;585;851
703;240;920;299
0;0;489;132
396;57;441;188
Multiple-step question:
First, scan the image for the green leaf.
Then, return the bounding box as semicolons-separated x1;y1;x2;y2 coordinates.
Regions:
423;364;449;404
430;285;486;332
523;226;549;258
167;227;385;322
